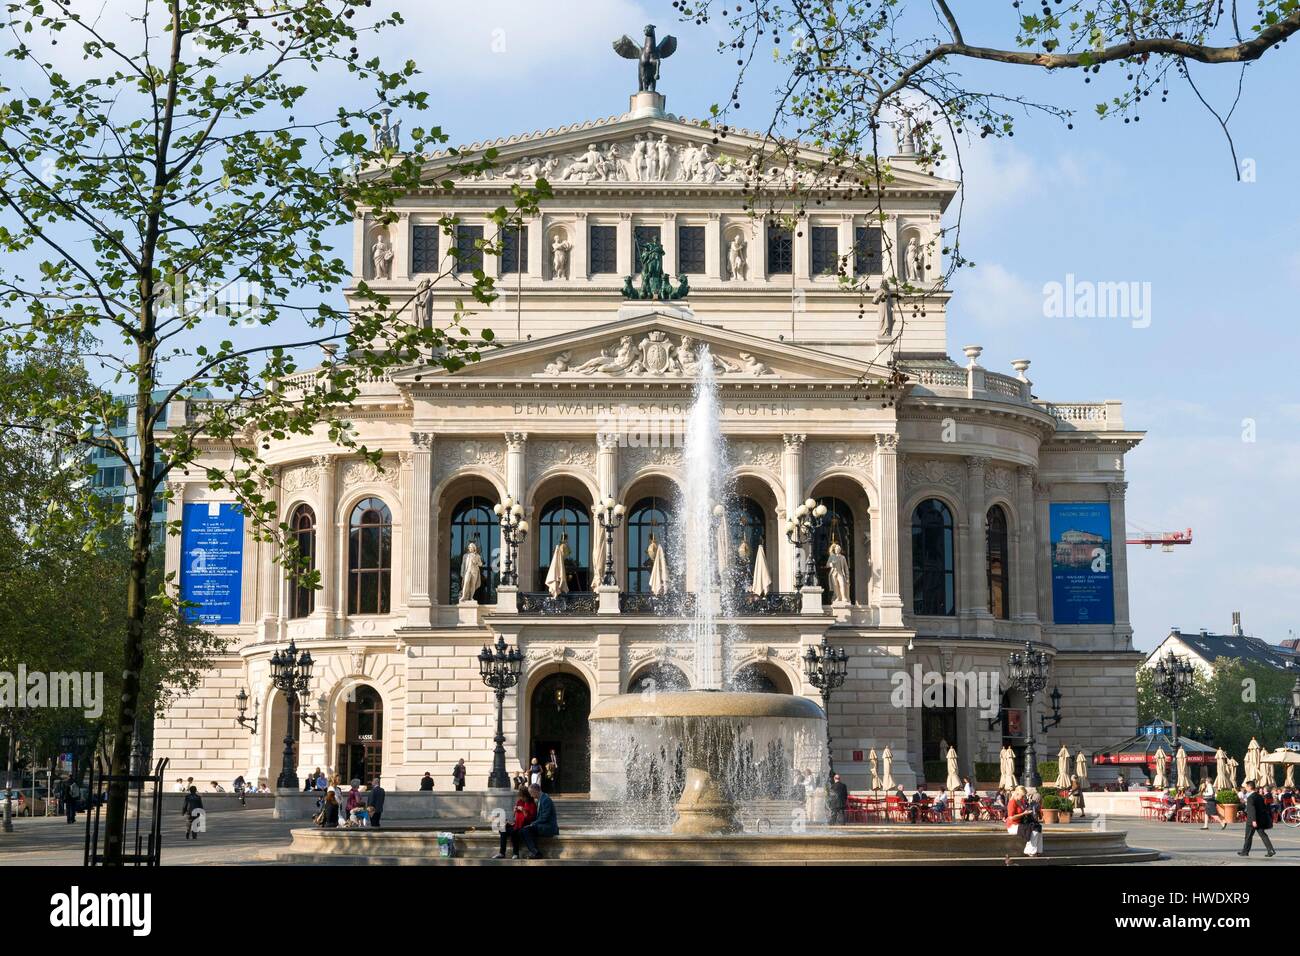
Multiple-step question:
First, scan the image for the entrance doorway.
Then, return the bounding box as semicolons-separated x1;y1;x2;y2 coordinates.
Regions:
529;673;591;794
336;685;384;783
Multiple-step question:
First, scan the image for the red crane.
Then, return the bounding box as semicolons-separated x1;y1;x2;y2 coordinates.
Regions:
1125;527;1192;551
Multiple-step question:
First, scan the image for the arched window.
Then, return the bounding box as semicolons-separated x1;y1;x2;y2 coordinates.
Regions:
536;496;592;593
911;498;955;616
348;498;392;615
987;505;1011;620
627;662;690;694
813;497;855;605
626;496;672;594
450;495;498;604
726;496;767;587
288;504;316;619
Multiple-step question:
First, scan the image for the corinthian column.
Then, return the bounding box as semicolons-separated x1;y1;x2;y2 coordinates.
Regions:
404;432;434;627
505;432;528;587
314;455;337;633
873;433;904;626
258;470;282;641
964;455;991;622
779;434;805;592
1015;467;1039;623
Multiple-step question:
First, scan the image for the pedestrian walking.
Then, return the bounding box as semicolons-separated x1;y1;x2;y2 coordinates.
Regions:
1200;778;1226;830
64;778;80;824
452;758;467;792
182;786;204;840
233;775;247;807
1238;781;1276;858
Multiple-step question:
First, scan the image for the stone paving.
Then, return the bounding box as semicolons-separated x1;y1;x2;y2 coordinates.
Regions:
0;810;1293;865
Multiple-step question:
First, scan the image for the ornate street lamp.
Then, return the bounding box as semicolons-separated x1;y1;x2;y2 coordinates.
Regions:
803;637;848;784
478;635;523;789
235;688;260;734
493;496;529;587
785;498;827;588
1152;650;1196;748
269;640;316;790
595;497;625;587
1007;641;1055;788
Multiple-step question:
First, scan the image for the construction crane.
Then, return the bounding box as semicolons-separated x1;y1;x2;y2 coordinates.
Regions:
1125;527;1193;551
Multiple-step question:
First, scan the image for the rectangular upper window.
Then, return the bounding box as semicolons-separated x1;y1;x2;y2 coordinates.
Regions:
589;224;618;275
633;225;661;275
854;226;883;274
501;224;528;274
810;226;839;276
767;224;793;275
678;225;706;274
411;225;440;274
454;224;484;274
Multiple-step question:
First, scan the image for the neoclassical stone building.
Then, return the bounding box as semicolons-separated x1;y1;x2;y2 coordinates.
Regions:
153;85;1143;794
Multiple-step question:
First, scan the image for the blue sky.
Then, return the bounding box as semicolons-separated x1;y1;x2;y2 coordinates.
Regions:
9;1;1297;651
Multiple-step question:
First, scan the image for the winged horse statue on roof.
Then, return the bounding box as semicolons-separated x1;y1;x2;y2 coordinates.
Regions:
613;24;678;94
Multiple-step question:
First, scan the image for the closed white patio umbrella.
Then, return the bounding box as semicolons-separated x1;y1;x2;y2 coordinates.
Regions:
1152;747;1168;790
1054;746;1071;789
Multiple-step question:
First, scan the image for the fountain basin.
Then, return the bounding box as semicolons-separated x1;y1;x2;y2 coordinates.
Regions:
589;690;826;834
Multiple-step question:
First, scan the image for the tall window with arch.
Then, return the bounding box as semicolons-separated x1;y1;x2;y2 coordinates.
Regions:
348;498;392;615
537;496;592;593
986;504;1011;620
912;498;955;616
625;496;672;593
450;496;498;604
726;496;766;587
813;497;856;605
288;504;316;619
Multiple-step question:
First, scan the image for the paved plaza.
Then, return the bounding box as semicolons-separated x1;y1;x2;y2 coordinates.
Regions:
0;810;1292;866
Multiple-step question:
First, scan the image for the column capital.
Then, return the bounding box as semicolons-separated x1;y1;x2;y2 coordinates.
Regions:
782;433;807;451
596;432;620;450
1017;465;1037;487
313;454;336;473
410;430;435;449
505;431;529;450
1107;480;1128;500
965;454;991;473
874;432;901;452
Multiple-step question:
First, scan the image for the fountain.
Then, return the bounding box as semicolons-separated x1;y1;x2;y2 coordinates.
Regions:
589;348;827;834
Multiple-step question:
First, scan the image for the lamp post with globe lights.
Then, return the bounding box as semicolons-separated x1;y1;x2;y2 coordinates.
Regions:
1152;650;1196;748
493;496;529;587
803;637;848;785
785;498;827;588
1007;641;1058;788
595;497;625;586
269;641;318;790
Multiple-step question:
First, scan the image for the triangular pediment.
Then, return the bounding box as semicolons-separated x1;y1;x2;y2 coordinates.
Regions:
404;111;955;198
394;306;881;385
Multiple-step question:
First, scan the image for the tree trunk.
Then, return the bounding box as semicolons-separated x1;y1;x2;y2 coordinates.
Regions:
102;387;156;865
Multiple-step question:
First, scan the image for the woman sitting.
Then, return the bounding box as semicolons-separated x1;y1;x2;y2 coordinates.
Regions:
492;785;538;860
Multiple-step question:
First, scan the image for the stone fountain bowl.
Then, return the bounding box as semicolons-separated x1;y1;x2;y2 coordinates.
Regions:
589;690;826;835
589;689;826;723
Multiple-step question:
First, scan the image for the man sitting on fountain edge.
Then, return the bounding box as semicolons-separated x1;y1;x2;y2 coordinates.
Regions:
519;783;559;859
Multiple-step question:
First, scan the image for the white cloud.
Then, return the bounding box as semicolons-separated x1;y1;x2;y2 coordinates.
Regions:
950;261;1041;327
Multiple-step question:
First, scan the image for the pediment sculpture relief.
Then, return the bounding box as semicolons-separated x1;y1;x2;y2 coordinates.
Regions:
482;136;757;186
536;331;773;378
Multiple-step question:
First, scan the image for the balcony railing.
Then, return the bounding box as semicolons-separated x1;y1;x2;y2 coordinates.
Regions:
515;591;600;615
732;591;803;616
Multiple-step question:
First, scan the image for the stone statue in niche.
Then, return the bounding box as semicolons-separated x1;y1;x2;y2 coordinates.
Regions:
826;540;851;604
459;540;484;604
873;276;898;339
728;234;747;280
904;235;924;283
370;229;394;280
414;278;434;327
551;232;572;279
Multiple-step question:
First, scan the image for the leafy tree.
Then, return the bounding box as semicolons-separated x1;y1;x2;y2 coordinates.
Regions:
1137;661;1296;759
0;0;549;861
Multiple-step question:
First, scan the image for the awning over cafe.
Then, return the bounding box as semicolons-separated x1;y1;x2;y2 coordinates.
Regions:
1091;719;1218;766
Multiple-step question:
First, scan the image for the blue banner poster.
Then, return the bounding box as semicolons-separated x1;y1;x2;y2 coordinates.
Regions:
180;502;245;624
1049;502;1115;625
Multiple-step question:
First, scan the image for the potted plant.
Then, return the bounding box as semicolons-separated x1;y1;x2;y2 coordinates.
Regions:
1041;792;1072;824
1216;788;1240;823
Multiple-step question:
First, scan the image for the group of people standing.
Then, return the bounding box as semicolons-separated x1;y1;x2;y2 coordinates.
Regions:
311;771;386;829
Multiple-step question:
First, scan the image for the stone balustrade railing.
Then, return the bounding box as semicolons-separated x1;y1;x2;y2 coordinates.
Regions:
906;363;1124;432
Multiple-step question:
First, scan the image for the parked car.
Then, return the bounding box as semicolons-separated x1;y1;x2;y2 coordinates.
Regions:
1;788;49;816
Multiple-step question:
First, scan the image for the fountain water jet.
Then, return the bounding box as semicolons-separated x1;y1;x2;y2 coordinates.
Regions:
590;346;826;834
